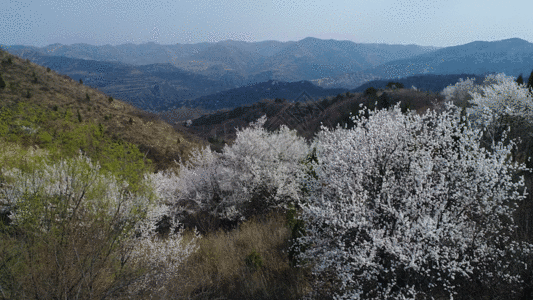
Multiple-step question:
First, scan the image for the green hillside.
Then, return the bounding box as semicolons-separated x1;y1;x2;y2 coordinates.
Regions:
0;48;212;192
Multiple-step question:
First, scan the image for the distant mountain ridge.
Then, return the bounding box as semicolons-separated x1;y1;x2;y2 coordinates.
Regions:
318;38;533;88
3;37;533;117
1;37;441;84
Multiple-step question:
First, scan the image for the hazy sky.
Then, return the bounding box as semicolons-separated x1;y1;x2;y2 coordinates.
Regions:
2;0;532;48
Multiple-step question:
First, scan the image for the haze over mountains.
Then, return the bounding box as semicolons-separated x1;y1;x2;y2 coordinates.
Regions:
2;37;533;119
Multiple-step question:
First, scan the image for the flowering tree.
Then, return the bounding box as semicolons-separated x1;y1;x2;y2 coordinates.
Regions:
0;150;197;298
464;73;533;147
293;102;533;299
147;115;311;226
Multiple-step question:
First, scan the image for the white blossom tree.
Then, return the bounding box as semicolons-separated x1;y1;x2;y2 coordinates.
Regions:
293;102;533;299
464;73;533;147
0;150;198;298
147;115;311;226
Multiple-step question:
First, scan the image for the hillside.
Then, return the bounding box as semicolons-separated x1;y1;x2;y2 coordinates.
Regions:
351;72;502;93
0;50;238;112
161;87;449;154
179;79;350;112
0;48;213;185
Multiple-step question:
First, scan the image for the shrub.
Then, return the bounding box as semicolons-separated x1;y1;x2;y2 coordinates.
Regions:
79;78;83;84
146;115;310;230
295;102;533;299
86;92;90;101
25;90;32;98
0;150;198;299
77;109;82;123
364;87;378;97
440;77;485;109
466;73;533;134
46;67;51;73
2;57;13;64
386;81;404;89
319;98;330;108
0;73;6;89
108;96;114;103
245;249;263;271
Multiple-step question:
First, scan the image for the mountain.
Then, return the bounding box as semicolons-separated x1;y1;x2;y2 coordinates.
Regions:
253;37;441;82
2;38;441;85
0;50;238;112
319;38;533;88
4;37;533;118
178;79;350;112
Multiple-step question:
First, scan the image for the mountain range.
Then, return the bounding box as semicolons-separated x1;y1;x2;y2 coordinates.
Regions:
2;37;533;120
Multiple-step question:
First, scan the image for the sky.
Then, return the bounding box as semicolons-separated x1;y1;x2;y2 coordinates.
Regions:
1;0;533;48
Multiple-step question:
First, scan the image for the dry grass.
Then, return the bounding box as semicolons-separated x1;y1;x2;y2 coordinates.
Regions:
160;210;314;300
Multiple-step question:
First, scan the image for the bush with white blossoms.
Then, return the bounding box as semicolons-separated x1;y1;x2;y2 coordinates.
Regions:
464;73;533;145
293;102;533;299
439;74;505;111
0;150;197;298
147;115;311;223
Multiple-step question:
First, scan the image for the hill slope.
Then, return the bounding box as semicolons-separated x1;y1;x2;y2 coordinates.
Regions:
0;48;213;183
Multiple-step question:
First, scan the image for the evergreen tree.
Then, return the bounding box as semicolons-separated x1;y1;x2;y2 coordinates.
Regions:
364;87;378;97
527;69;533;93
79;78;83;84
516;73;524;86
378;92;391;110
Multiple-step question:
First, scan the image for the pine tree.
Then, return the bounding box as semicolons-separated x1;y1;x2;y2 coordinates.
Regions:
79;78;83;84
527;69;533;93
364;87;378;97
516;73;524;86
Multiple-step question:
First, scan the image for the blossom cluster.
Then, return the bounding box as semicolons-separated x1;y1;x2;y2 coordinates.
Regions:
294;101;532;299
147;115;311;222
0;149;198;295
